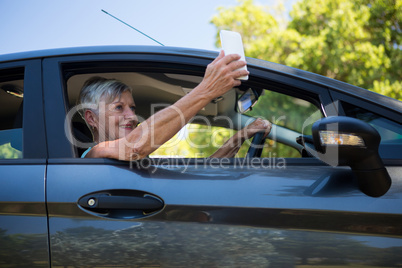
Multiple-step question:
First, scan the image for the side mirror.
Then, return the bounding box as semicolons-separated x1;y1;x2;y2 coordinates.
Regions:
312;116;391;197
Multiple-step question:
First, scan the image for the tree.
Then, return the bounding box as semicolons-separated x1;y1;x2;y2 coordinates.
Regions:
154;0;401;158
211;0;401;101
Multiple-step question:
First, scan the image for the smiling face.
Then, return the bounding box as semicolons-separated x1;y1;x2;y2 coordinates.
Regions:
86;90;138;142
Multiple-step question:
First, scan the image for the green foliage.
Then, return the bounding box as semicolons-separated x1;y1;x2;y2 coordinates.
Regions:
211;0;401;101
0;143;22;159
246;90;321;134
151;124;236;158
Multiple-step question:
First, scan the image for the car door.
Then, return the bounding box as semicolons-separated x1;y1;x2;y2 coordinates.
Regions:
43;50;402;267
0;59;48;267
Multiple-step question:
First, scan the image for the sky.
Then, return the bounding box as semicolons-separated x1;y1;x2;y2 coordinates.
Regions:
0;0;297;55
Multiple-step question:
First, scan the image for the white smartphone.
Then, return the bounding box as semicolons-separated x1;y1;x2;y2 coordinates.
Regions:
220;30;248;80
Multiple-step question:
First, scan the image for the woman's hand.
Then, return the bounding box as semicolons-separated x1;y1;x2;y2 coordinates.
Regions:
241;118;272;140
195;51;249;100
210;118;272;158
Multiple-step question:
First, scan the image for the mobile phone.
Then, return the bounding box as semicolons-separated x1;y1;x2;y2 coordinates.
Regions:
220;30;248;80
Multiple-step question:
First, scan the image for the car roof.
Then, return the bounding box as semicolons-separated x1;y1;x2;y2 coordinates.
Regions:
0;45;217;63
1;45;401;112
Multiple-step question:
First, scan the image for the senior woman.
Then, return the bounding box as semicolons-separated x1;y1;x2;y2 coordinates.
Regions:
78;51;271;160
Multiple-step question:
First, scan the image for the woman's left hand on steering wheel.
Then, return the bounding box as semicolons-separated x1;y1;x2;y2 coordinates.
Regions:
243;118;272;158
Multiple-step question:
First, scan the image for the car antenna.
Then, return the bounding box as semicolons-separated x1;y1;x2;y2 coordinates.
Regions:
101;9;164;46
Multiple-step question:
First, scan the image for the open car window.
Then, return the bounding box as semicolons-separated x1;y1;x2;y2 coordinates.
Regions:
66;70;323;159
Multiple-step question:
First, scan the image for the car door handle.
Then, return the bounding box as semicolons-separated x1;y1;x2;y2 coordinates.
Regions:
78;190;164;218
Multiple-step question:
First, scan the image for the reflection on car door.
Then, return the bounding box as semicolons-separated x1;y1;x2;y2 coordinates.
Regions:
46;158;402;267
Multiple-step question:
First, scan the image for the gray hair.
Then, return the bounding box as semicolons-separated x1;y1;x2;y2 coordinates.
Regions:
77;76;132;118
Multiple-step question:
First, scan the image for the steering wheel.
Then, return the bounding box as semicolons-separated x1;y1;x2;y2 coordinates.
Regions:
246;132;266;158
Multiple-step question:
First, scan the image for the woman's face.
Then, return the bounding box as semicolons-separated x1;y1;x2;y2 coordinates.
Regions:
96;90;138;142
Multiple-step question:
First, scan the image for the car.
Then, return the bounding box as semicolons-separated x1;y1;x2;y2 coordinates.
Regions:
0;45;401;267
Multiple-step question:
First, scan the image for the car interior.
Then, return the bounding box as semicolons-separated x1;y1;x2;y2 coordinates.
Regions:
0;80;23;129
0;78;24;158
67;72;246;125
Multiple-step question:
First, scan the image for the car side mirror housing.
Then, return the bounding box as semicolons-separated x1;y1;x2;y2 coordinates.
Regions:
312;116;391;197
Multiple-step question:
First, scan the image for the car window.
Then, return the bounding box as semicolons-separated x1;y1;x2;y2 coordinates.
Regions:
342;102;402;143
341;101;402;159
245;89;322;158
66;71;322;159
0;70;24;159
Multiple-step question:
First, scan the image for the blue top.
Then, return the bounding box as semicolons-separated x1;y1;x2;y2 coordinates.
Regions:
81;147;92;158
